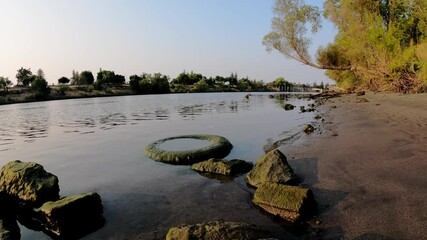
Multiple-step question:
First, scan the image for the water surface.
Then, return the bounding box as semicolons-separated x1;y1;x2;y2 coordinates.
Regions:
0;92;316;239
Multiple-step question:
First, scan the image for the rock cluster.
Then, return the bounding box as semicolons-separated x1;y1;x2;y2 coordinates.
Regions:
245;149;316;223
0;160;104;239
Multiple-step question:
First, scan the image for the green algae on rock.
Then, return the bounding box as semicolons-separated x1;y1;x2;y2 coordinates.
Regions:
0;160;59;207
253;183;315;222
245;149;298;188
144;134;233;165
166;221;276;240
191;158;253;176
35;192;104;239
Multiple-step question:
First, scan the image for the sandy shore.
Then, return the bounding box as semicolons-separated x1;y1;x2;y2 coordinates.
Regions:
281;92;427;239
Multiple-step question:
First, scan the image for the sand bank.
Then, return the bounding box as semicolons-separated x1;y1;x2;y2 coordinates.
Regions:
281;92;427;239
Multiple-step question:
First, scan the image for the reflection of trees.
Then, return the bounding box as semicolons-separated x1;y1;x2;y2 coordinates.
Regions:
17;107;50;142
130;109;170;121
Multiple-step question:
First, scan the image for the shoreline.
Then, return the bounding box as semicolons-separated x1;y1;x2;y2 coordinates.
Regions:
281;92;427;239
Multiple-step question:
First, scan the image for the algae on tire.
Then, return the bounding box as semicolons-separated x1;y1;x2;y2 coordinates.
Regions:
144;134;233;165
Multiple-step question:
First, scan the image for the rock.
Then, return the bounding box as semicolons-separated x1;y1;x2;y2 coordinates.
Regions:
191;158;253;176
34;192;104;239
356;97;369;103
283;104;295;111
0;218;20;240
245;149;298;188
300;106;306;113
253;183;316;222
0;161;59;207
166;221;275;240
314;115;322;120
303;124;315;134
356;91;365;96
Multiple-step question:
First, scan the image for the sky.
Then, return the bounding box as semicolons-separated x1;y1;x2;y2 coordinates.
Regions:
0;0;338;85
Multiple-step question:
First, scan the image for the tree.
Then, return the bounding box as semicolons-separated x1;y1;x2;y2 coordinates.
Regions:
150;73;170;93
264;0;427;92
37;68;46;79
79;71;95;85
129;75;142;92
192;79;209;92
263;0;330;69
71;70;80;85
16;67;33;86
31;76;50;99
58;77;70;85
0;77;12;92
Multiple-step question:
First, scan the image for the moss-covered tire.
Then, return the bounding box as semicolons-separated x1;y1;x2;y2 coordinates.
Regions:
144;134;233;165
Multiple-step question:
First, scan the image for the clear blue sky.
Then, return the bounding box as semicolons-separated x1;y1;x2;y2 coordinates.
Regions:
0;0;337;85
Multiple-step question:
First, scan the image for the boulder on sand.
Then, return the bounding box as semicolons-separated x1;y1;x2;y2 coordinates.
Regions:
34;192;104;239
253;183;316;222
166;221;276;240
245;149;298;188
0;160;59;207
191;158;253;176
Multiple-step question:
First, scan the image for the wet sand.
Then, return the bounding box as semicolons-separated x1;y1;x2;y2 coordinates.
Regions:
282;92;427;240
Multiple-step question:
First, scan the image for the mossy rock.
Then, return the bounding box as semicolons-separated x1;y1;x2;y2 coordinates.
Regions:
191;158;253;176
0;160;59;207
303;124;315;134
34;192;104;239
166;221;275;240
144;134;233;165
245;149;298;188
253;183;316;222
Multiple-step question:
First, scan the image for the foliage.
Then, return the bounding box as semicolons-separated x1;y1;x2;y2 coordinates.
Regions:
16;67;33;86
79;71;95;85
57;85;70;96
129;73;170;94
70;70;80;85
265;0;427;92
58;76;70;85
96;70;125;87
0;77;12;92
31;76;50;99
192;79;209;92
129;75;142;92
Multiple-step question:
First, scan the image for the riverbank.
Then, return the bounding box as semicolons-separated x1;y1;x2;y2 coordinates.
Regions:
281;92;427;239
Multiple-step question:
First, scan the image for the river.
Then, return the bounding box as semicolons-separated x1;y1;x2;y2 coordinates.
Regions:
0;92;316;239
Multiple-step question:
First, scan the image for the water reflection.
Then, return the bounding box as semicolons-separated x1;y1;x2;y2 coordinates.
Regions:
0;93;312;152
17;107;49;143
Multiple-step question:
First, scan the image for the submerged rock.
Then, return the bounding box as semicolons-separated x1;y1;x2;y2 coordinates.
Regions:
283;104;295;111
245;149;298;188
34;192;104;239
303;124;315;134
0;161;59;207
191;158;253;176
166;221;276;240
253;183;316;222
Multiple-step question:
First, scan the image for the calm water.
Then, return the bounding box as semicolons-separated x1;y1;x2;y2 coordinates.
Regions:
0;92;317;239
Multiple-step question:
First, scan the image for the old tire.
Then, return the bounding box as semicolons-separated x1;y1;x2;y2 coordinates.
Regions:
144;134;233;165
